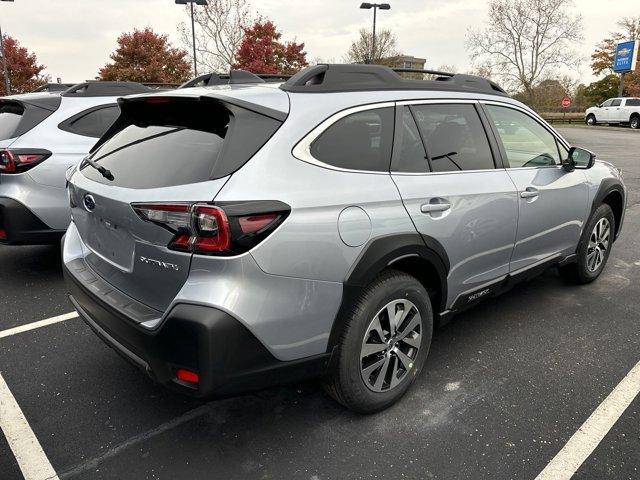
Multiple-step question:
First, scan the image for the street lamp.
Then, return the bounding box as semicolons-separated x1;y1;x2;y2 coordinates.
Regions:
0;0;14;96
359;2;391;64
175;0;207;76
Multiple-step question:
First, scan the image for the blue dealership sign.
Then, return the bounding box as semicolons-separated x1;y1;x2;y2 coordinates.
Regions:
613;40;637;73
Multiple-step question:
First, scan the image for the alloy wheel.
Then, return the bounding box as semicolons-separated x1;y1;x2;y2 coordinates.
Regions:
587;217;610;272
360;299;422;392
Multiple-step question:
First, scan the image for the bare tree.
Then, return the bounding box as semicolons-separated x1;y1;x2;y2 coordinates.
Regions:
346;28;400;66
178;0;253;73
466;0;583;98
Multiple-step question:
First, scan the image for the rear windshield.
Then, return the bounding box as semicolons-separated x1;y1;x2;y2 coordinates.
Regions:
0;97;61;140
0;103;24;140
81;98;282;189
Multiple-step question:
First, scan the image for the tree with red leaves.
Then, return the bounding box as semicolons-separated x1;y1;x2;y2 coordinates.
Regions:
0;34;49;95
233;20;307;75
98;28;191;84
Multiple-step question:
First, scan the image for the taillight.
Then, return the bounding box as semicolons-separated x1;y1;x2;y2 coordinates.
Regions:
131;201;289;256
0;149;51;174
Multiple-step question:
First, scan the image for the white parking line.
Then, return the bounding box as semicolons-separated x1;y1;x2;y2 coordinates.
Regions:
0;312;78;340
535;360;640;480
0;373;59;480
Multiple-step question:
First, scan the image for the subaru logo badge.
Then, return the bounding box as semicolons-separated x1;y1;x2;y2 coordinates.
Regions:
83;194;96;212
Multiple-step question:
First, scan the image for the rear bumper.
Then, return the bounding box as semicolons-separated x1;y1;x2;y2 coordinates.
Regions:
63;256;332;398
0;197;65;245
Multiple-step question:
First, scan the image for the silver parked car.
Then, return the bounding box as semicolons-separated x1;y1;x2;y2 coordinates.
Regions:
0;82;157;244
63;65;626;413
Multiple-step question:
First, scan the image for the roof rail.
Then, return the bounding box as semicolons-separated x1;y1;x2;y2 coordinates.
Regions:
61;81;154;97
179;70;292;89
280;64;507;96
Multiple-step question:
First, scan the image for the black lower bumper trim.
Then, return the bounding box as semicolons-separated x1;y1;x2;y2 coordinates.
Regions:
0;197;64;245
64;260;331;398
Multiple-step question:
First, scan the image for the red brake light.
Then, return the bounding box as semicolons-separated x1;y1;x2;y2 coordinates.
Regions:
176;368;199;385
131;201;289;256
0;229;7;240
0;149;51;174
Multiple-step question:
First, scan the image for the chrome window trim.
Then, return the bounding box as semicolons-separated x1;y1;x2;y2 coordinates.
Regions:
291;101;395;175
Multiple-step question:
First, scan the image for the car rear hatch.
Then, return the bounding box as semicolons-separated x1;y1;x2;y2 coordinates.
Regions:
0;95;62;179
68;91;286;314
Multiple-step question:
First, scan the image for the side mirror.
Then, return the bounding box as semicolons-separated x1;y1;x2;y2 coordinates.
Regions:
563;147;596;172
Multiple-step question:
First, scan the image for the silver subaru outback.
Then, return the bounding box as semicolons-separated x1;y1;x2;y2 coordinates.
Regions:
62;65;626;413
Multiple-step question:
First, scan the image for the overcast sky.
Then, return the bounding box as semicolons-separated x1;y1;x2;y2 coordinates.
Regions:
0;0;635;85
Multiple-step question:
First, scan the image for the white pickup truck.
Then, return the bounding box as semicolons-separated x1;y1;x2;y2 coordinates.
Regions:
585;97;640;129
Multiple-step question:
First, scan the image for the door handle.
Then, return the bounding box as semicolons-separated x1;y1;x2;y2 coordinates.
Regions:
421;201;451;213
520;188;539;199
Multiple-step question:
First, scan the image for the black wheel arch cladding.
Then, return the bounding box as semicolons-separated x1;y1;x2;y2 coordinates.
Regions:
328;233;449;352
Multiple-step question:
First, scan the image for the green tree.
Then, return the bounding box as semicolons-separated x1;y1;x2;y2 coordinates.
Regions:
580;75;621;106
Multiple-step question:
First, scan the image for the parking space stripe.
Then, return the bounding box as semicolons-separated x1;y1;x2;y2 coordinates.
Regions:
0;312;79;340
0;373;59;480
535;360;640;480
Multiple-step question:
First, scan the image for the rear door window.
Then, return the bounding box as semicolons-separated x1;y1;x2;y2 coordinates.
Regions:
411;104;495;172
59;105;120;138
81;98;282;189
310;107;394;172
0;103;24;140
625;98;640;106
610;99;622;107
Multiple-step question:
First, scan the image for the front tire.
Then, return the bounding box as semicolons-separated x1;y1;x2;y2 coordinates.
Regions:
560;203;615;284
324;270;433;413
586;114;596;126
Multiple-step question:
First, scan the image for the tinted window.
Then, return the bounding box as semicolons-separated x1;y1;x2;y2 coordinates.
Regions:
411;104;494;172
486;105;560;167
310;107;394;172
61;105;120;138
81;99;281;189
392;107;427;173
0;103;24;140
601;99;613;107
610;99;622;107
625;99;640;106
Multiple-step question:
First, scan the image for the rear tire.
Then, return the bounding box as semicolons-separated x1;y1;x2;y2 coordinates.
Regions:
586;114;596;126
323;270;433;413
560;203;615;284
631;115;639;130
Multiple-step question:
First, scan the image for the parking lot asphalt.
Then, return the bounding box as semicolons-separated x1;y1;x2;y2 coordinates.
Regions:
0;126;639;480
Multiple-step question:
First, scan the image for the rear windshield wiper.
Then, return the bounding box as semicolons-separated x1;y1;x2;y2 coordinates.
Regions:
82;156;114;181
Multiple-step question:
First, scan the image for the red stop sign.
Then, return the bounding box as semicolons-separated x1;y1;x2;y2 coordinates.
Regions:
562;97;572;108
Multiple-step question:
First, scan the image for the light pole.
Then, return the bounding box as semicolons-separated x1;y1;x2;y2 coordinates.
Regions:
359;2;390;64
0;0;14;96
175;0;207;76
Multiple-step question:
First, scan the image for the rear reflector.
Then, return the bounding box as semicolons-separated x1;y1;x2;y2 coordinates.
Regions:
176;368;199;385
0;229;6;240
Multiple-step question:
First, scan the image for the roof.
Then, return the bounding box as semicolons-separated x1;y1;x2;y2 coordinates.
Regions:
280;64;507;96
